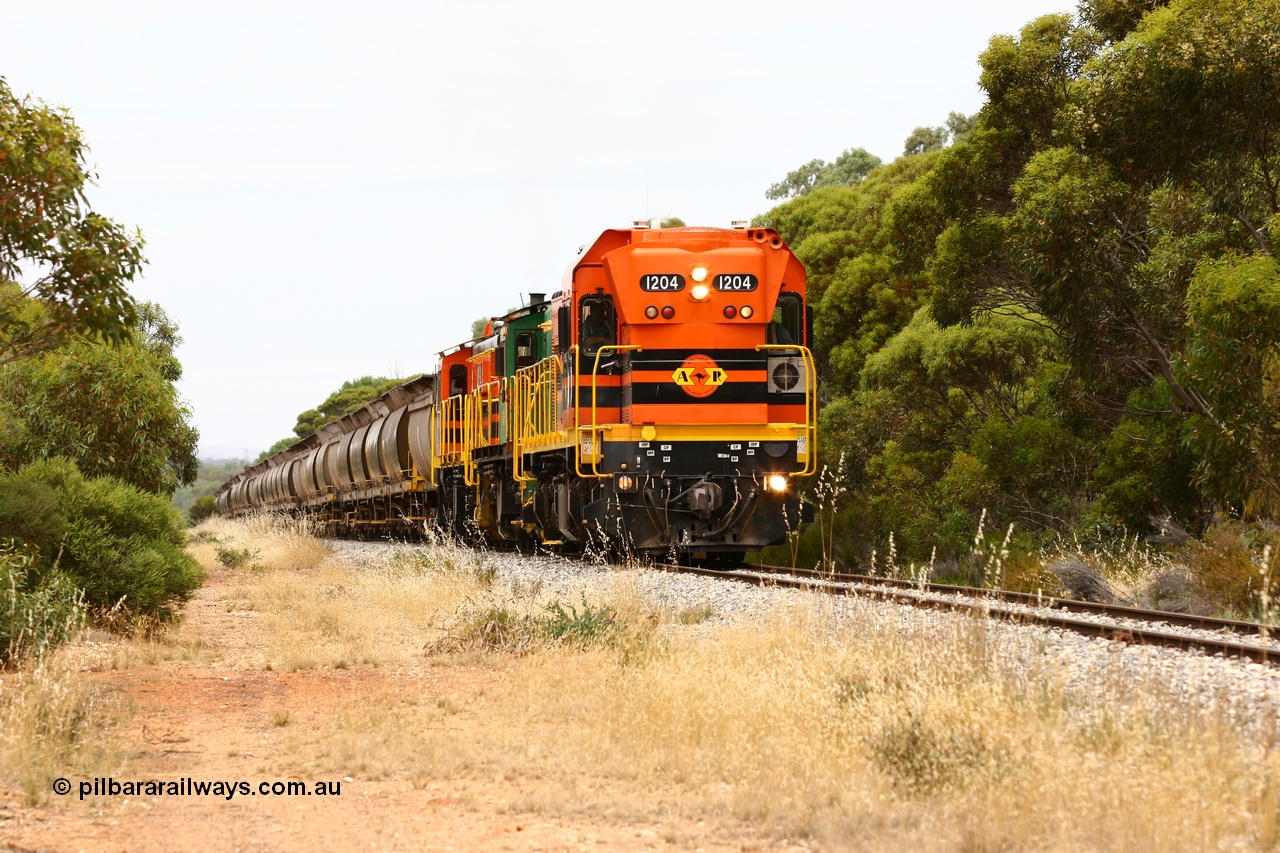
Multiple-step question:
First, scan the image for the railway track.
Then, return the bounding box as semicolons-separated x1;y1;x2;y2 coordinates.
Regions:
660;561;1280;666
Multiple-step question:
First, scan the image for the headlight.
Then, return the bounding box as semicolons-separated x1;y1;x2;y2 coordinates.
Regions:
691;284;710;301
766;474;788;492
690;265;708;282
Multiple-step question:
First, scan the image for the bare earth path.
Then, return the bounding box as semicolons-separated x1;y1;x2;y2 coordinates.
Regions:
0;568;799;853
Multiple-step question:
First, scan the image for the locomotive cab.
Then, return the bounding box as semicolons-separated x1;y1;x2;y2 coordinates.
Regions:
519;223;817;558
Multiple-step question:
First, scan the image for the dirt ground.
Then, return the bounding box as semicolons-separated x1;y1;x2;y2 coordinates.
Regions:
0;569;807;853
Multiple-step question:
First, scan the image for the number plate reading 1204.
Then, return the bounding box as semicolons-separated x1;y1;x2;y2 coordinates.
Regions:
640;274;685;292
714;273;759;292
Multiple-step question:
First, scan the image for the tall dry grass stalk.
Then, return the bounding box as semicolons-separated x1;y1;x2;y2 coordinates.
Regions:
1261;545;1276;643
188;512;332;574
0;656;123;804
814;455;847;572
229;543;508;670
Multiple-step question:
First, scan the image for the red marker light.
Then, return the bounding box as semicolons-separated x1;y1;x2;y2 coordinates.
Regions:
661;306;675;319
723;305;737;318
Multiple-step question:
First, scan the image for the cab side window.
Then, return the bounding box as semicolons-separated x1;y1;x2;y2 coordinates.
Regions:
769;293;803;345
515;331;537;368
579;296;616;356
448;364;467;398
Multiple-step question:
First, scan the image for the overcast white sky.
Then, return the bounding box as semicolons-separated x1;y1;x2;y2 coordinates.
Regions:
3;0;1071;458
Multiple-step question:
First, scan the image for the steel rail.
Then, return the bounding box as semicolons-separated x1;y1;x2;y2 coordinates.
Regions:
658;563;1278;666
748;564;1268;635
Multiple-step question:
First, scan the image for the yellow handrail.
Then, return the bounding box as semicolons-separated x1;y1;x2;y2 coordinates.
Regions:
574;344;642;479
509;373;529;483
462;379;503;486
511;354;565;482
755;344;818;477
433;394;467;474
463;390;480;486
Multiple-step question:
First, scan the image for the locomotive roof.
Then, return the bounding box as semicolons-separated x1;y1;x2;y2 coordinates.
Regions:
564;225;786;289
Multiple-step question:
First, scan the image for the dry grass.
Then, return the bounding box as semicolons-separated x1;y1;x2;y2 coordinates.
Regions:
204;526;1280;850
1185;522;1280;618
188;512;332;575
82;624;219;671
395;605;1279;851
0;656;126;804
228;543;511;670
0;553;125;803
0;512;330;805
1037;521;1280;619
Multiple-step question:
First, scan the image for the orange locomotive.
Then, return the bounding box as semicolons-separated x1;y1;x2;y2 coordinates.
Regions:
218;222;816;560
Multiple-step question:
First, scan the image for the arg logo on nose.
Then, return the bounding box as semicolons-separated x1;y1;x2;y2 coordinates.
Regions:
672;354;727;399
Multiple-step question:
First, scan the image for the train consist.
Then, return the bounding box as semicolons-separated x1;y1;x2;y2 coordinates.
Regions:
216;222;816;560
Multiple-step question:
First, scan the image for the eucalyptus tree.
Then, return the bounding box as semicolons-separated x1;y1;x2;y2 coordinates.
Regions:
0;78;144;365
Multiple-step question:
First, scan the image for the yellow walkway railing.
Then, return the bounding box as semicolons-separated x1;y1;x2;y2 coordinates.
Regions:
433;394;467;476
510;355;565;482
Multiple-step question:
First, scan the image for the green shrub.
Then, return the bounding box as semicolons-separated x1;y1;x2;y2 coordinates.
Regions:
537;596;615;644
216;546;254;568
187;495;218;526
0;459;204;622
0;474;67;558
0;539;84;666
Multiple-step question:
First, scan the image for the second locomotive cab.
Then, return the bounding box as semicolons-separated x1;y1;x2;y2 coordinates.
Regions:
217;222;817;561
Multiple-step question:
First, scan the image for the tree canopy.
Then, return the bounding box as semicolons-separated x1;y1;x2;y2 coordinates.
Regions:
0;79;200;634
256;375;417;462
766;148;884;200
0;77;145;365
758;0;1280;564
292;375;416;439
0;81;192;494
0;298;199;495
